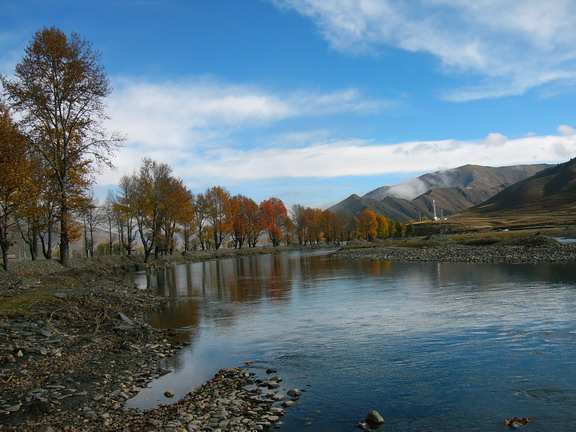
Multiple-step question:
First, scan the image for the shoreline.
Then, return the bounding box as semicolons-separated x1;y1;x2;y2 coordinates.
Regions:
2;238;575;430
333;242;576;264
0;247;313;431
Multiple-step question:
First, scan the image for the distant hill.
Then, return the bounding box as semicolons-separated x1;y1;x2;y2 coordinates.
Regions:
470;158;576;215
328;163;551;221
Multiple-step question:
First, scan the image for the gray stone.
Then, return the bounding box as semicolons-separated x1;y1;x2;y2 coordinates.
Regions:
147;418;162;427
6;404;21;412
118;312;134;326
366;410;384;425
84;410;98;420
287;388;301;398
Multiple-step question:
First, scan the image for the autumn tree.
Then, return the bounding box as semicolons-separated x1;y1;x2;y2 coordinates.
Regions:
321;210;342;244
304;207;323;244
179;193;196;252
14;152;46;261
193;193;210;250
291;204;307;245
337;210;356;242
259;197;288;247
111;176;138;255
393;221;405;237
155;177;191;256
0;103;31;270
204;186;231;250
79;192;104;257
2;27;122;266
405;222;415;237
245;199;261;248
376;214;390;239
130;159;175;262
357;209;378;241
227;194;258;249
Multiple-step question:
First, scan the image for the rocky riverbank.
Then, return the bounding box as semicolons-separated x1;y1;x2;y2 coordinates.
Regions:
0;252;304;431
334;239;576;264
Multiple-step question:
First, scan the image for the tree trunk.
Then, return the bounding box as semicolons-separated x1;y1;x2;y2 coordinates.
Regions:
0;245;7;271
60;208;70;267
30;226;38;260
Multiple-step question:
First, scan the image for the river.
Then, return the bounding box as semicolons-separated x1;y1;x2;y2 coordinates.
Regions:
128;249;576;431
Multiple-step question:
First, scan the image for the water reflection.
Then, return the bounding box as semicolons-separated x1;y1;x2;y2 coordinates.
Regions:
130;251;576;431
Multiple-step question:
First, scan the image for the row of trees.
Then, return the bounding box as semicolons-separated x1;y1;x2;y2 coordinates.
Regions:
96;158;414;263
0;26;415;271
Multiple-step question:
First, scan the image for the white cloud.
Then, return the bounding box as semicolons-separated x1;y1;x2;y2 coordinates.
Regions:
480;133;508;147
141;133;576;183
270;0;576;100
97;76;386;185
557;124;576;135
97;75;576;187
104;77;383;150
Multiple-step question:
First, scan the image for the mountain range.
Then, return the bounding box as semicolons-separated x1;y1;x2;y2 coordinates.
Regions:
328;163;552;221
470;158;576;216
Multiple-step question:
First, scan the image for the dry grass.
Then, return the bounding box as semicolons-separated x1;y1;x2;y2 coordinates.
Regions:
0;290;58;316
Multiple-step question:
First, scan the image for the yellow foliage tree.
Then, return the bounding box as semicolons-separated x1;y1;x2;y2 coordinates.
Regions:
0;103;31;270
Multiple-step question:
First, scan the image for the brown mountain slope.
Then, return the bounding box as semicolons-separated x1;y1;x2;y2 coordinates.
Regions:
471;158;576;215
364;164;551;201
329;163;551;221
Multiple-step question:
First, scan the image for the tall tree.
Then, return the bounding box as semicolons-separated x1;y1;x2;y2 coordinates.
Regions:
193;193;210;250
132;158;174;263
259;197;288;247
321;210;342;244
179;193;196;252
358;209;378;241
112;176;138;256
204;186;231;250
0;103;31;270
376;214;390;239
2;27;122;266
227;194;258;249
79;191;103;257
291;204;307;245
245;198;261;248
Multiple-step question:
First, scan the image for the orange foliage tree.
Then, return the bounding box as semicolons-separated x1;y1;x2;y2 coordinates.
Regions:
0;104;31;270
357;209;378;241
204;186;231;250
227;194;258;249
259;197;288;247
321;210;342;244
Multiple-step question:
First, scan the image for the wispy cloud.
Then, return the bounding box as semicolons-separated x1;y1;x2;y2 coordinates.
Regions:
98;111;576;188
185;132;576;181
98;76;387;183
270;0;576;100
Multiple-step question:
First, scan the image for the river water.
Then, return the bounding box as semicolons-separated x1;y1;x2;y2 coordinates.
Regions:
128;250;576;431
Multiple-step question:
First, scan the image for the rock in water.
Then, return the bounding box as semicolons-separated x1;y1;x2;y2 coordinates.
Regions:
366;410;385;425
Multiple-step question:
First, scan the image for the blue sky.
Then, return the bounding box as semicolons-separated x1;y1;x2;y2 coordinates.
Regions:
2;0;576;209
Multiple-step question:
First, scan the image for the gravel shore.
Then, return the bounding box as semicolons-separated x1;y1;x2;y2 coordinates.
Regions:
0;253;299;432
333;242;576;264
